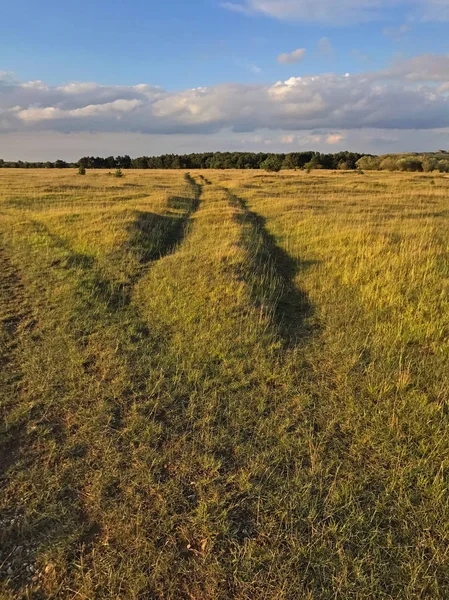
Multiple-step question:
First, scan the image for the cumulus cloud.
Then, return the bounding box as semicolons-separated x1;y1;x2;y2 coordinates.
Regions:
221;0;449;24
277;48;306;64
1;55;449;138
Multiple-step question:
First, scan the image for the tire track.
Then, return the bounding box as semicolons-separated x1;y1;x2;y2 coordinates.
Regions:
219;184;317;346
0;247;34;484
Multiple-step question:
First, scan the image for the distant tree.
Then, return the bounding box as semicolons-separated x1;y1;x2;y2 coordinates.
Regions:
78;157;89;169
209;153;227;169
171;155;181;169
132;156;149;169
318;154;335;169
261;155;283;172
54;159;68;168
283;153;299;170
304;156;322;171
116;155;132;169
105;156;117;169
114;168;124;178
78;166;86;175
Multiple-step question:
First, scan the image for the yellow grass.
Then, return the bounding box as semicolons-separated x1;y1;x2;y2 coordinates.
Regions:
1;168;449;598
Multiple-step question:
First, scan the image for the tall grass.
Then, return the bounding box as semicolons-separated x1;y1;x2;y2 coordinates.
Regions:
1;168;448;598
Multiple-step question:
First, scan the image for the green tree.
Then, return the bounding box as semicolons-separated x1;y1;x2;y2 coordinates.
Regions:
304;156;322;171
260;155;283;172
283;154;299;170
54;159;68;168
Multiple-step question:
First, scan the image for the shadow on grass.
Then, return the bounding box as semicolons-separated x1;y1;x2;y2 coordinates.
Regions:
30;173;203;311
129;178;201;266
224;187;318;346
0;249;30;493
0;178;204;586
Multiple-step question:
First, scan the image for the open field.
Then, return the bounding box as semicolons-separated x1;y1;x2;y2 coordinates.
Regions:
1;168;449;599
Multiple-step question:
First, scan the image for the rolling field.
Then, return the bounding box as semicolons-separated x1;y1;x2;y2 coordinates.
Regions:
1;168;449;599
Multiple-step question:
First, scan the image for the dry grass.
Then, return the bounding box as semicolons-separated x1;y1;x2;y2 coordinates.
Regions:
1;168;449;599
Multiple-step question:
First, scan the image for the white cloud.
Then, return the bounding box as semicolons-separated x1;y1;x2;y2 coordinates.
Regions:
221;0;449;24
1;55;449;139
221;0;390;23
17;99;142;122
277;48;306;64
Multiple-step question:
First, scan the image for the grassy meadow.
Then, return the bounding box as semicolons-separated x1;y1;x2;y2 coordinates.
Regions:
1;167;449;599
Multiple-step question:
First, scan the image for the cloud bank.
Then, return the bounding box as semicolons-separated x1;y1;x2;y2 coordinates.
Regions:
1;55;448;141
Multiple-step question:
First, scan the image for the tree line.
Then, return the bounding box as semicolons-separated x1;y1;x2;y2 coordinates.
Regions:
356;153;449;173
0;151;366;171
1;151;448;172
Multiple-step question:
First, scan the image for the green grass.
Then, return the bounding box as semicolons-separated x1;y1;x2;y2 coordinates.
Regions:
1;168;449;599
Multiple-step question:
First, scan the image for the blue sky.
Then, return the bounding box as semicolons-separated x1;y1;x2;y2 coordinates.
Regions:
1;0;448;159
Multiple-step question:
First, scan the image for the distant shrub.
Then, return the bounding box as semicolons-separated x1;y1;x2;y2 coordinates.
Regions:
437;160;449;173
337;161;349;170
379;157;398;171
114;168;124;178
421;158;438;172
398;157;423;172
260;156;283;172
78;166;86;175
356;156;381;170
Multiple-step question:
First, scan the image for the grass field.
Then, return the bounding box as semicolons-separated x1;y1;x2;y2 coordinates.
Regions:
1;168;449;599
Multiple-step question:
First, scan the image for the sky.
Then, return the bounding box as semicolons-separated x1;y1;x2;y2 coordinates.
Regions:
1;0;449;160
